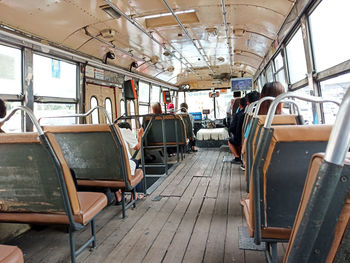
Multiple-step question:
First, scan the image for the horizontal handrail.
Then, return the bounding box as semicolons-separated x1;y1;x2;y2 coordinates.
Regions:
265;93;341;128
0;106;44;135
324;88;350;165
114;113;179;123
39;106;113;125
253;96;275;117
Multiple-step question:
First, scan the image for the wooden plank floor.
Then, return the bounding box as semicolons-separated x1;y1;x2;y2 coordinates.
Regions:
6;148;287;262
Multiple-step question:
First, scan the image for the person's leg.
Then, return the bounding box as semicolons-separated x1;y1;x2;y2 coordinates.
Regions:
228;141;239;157
130;158;144;200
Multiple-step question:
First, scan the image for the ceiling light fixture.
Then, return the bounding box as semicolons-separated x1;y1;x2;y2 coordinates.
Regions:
101;6;122;19
142;9;195;19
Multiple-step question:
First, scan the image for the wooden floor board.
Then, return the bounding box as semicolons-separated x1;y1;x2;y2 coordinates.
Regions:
8;148;288;263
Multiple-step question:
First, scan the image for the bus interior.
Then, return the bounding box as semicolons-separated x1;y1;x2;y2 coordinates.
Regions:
0;0;349;262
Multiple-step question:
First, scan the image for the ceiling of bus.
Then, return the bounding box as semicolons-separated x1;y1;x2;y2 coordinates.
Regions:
0;0;295;88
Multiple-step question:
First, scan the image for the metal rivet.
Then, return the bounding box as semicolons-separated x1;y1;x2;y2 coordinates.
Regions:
314;249;320;254
341;176;348;183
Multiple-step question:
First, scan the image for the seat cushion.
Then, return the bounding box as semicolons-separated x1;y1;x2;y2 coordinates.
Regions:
0;245;23;263
75;192;107;225
0;192;107;226
77;168;144;189
241;197;291;240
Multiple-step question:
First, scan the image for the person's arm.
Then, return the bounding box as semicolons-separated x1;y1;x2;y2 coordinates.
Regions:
133;127;144;150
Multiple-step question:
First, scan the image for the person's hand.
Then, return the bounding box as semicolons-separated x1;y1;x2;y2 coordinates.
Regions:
137;127;144;137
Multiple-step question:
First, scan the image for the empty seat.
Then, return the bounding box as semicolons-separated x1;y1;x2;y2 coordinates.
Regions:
242;125;332;241
283;153;350;263
0;245;23;263
42;124;144;218
0;132;107;263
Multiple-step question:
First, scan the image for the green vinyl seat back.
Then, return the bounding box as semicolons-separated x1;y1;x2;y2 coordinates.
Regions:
143;115;186;146
0;133;66;213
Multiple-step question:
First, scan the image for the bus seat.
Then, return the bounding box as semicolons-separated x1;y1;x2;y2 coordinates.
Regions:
242;125;332;241
284;153;350;263
0;245;23;263
0;133;107;262
143;115;187;146
245;114;301;192
43;124;144;218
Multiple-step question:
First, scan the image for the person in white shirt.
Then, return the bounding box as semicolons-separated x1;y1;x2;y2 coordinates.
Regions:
116;122;144;201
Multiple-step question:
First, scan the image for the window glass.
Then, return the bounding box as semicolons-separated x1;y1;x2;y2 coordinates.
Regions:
138;81;150;103
0;45;21;95
215;90;234;119
276;70;287;91
178;91;185;107
292;87;313;124
2;101;22;132
139;105;149;115
90;97;99;124
105;98;113;122
320;73;350;124
129;100;136;130
33;54;76;98
286;28;307;84
186;91;215;119
266;65;274;82
274;52;284;71
120;100;125;116
309;0;350;72
150;85;160;104
34;103;76;126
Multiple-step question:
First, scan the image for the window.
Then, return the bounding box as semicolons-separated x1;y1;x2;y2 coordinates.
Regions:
276;70;287;91
320;73;350;124
139;105;149;115
35;103;76;126
274;52;284;71
266;65;274;82
215;90;234;119
178;91;185;107
309;0;350;72
138;81;150;103
120;100;125;116
33;54;76;98
2;101;22;132
105;98;113;122
129;100;136;130
186;91;215;119
292;87;314;124
286;28;307;84
150;85;160;104
0;45;21;95
90;97;99;124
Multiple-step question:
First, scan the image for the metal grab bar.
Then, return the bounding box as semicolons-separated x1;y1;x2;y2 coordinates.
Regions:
252;97;302;118
0;106;44;135
114;112;179;123
39;106;113;125
253;97;275;117
265;92;341;128
283;100;301;116
324;88;350;165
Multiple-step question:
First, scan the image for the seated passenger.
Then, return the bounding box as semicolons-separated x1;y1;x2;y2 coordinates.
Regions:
241;82;285;170
0;98;6;133
117;122;144;200
167;103;175;114
180;102;197;152
229;97;247;164
152;102;163;114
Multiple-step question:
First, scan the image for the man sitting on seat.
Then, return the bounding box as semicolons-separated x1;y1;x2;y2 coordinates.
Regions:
116;122;144;201
229;97;247;164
